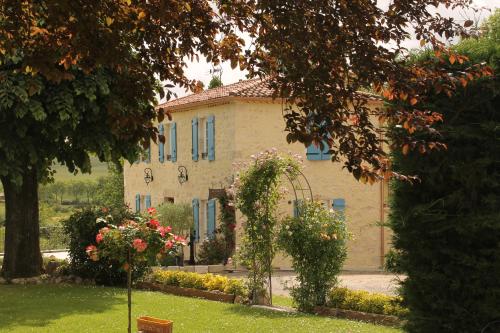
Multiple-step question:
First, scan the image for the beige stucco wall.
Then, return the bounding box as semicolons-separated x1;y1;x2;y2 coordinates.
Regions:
124;99;390;271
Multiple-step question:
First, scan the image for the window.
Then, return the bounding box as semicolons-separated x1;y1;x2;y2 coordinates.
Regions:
200;117;208;159
306;140;331;161
169;122;177;162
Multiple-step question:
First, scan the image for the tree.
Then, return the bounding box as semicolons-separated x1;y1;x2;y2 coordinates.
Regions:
388;11;500;332
0;0;490;278
208;75;223;89
94;164;125;209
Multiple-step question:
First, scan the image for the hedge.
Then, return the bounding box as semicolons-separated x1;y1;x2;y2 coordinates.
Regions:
150;270;248;298
327;288;408;317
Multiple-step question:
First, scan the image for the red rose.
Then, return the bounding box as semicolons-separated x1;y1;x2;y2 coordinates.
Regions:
148;219;160;229
96;233;104;244
132;238;147;252
147;207;157;215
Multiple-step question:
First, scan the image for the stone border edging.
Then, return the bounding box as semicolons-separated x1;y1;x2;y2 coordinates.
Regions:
313;306;402;327
135;281;238;304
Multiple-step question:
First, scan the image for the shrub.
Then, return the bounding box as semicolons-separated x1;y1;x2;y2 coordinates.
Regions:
197;234;228;265
151;269;247;297
388;12;500;332
278;201;348;312
328;288;408;317
63;207;147;285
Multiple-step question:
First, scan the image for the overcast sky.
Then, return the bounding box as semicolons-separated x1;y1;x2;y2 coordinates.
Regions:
168;0;498;100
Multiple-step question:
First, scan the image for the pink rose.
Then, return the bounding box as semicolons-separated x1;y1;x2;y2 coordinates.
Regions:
158;226;170;238
165;226;172;233
99;227;110;234
96;233;104;244
132;238;147;252
165;240;174;249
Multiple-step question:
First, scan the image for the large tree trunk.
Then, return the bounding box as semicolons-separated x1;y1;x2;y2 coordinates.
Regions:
1;168;42;278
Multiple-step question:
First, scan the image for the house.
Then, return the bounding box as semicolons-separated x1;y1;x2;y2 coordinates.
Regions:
123;79;390;271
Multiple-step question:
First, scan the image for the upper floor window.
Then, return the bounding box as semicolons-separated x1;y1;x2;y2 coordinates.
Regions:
306;140;331;161
158;122;177;163
192;116;215;161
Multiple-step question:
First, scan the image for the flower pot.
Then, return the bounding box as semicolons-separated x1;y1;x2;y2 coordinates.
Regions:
137;316;173;333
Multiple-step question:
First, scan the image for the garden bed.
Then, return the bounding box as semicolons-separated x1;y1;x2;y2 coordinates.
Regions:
136;281;237;303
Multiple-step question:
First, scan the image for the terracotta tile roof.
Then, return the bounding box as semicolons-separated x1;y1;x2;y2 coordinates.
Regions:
158;78;381;110
158;78;273;110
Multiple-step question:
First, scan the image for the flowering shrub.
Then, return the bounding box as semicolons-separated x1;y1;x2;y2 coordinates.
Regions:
278;201;348;312
230;149;302;304
150;269;248;298
86;207;187;333
86;207;186;268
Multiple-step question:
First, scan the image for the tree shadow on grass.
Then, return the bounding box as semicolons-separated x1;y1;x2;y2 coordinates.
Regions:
0;284;124;330
223;302;310;320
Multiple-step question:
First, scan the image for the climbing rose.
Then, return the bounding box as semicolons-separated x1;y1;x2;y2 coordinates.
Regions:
133;239;148;252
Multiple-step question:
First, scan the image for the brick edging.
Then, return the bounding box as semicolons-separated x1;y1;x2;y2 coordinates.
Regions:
135;281;237;303
313;306;402;327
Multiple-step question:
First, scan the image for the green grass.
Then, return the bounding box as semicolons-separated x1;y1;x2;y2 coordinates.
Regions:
0;285;401;333
272;295;295;308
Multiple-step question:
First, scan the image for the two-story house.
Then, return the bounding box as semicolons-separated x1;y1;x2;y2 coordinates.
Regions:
123;78;390;271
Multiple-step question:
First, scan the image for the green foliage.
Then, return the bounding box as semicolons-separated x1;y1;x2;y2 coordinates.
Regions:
328;288;408;317
232;149;302;303
208;76;223;89
156;202;193;235
197;234;228;265
62;207;146;286
278;201;348;312
93;164;124;209
388;12;500;333
151;269;248;298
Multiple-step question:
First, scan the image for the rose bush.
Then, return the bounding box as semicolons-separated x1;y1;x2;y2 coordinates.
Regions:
86;207;186;333
86;207;186;267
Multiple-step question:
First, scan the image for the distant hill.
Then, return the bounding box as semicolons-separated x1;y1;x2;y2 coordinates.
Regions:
50;156;109;182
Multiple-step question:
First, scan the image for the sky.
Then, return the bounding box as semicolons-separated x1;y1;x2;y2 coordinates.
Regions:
168;0;499;100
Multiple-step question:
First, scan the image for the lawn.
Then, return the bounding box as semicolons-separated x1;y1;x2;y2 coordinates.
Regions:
0;285;401;333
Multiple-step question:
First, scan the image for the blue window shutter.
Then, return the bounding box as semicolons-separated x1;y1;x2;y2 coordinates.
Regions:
170;122;177;162
158;124;165;163
135;194;141;212
207;199;216;238
192;199;200;241
192;118;199;161
207;116;215;161
145;195;151;209
306;143;321;160
332;198;346;219
321;140;331;160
